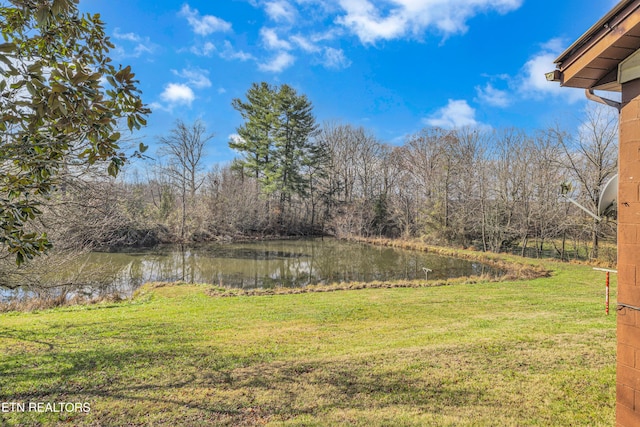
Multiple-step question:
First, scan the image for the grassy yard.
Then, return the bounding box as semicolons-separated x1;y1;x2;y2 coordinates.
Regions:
0;251;616;426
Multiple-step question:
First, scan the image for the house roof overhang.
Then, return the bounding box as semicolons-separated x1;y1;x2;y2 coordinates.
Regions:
551;0;640;92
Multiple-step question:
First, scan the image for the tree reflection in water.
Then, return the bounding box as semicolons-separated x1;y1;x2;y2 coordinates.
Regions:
1;239;501;301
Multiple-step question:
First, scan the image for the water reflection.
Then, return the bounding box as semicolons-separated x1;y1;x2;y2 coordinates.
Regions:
1;239;501;300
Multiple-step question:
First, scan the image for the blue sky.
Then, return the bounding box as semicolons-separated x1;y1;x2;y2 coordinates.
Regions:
79;0;620;164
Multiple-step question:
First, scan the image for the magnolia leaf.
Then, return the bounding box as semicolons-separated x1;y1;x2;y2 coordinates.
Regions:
58;101;68;115
0;42;16;52
50;83;66;93
107;161;118;177
36;6;50;27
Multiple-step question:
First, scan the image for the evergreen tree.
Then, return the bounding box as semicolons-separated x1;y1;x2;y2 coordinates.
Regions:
270;84;318;202
230;82;278;186
230;82;319;206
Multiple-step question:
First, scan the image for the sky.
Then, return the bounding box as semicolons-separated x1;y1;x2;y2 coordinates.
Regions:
78;0;621;165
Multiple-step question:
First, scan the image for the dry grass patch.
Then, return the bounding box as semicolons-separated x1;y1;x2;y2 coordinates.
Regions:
0;292;126;313
205;276;494;298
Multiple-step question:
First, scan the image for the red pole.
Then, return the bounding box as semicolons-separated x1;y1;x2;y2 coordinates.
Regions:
606;271;610;315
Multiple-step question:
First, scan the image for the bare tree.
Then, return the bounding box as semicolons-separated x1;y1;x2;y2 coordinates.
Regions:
556;103;618;259
398;127;455;240
447;128;487;247
158;120;214;241
528;132;568;258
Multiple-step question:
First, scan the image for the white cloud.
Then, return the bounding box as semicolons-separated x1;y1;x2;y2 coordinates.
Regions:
255;27;298;72
336;0;405;43
310;28;344;43
111;29;156;58
133;44;154;57
191;41;217;56
264;0;297;23
261;27;292;50
113;28;142;42
519;38;584;103
220;41;255;61
148;102;167;113
424;99;484;129
190;40;253;61
291;34;320;53
188;0;523;77
476;83;511;107
180;4;232;36
160;83;195;106
172;67;211;89
335;0;523;44
259;51;296;72
323;47;351;70
229;133;245;147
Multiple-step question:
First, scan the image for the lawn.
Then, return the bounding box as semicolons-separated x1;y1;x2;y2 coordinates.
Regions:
0;252;616;426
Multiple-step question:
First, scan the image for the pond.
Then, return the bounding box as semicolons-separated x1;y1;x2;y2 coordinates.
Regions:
1;239;502;301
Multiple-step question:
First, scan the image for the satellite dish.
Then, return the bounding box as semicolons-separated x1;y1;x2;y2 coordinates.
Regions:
598;174;618;219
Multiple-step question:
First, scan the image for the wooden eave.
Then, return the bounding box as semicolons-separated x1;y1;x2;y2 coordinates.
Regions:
554;0;640;91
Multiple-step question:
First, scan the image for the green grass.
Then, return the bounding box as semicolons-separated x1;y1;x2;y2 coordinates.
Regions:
0;254;616;426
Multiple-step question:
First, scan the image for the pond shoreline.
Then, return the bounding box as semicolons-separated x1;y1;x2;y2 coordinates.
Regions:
1;237;551;311
345;236;551;280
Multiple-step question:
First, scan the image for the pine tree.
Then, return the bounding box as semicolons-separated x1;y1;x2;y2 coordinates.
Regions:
230;82;278;188
271;84;318;201
230;82;319;204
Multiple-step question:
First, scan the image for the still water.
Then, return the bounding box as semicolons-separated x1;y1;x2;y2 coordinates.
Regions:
1;239;501;300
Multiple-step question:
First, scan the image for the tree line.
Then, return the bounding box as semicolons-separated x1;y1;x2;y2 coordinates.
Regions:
1;69;618;280
0;1;618;293
14;87;616;267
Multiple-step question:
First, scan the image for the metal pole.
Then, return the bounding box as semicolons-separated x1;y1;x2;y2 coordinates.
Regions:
561;195;602;222
593;268;616;315
606;271;610;315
